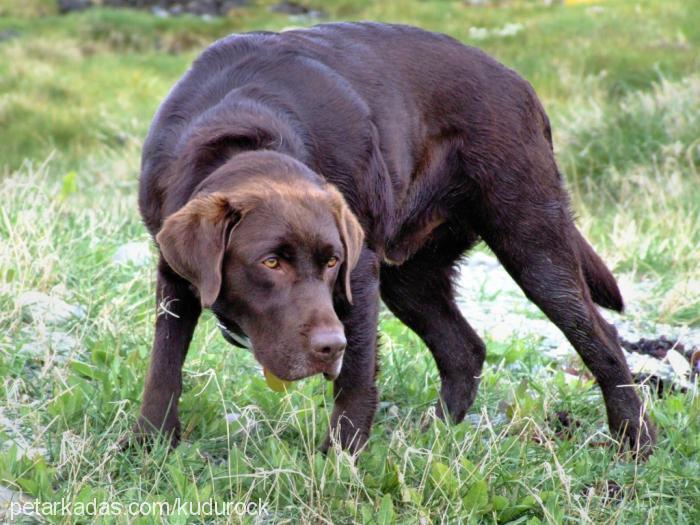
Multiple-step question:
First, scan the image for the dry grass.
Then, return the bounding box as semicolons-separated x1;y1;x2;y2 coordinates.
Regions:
1;1;699;523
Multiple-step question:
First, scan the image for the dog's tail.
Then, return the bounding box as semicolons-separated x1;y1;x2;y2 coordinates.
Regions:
574;228;624;312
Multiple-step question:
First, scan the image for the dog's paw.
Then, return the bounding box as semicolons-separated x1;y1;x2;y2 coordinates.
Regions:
604;388;657;459
320;424;369;455
618;415;657;460
434;377;478;424
608;410;656;460
120;415;181;451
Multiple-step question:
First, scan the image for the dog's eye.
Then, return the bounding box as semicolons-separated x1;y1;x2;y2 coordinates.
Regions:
327;256;338;268
262;257;280;269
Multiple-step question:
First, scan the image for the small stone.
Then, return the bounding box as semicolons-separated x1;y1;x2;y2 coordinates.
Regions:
151;6;170;18
0;485;34;520
666;349;691;378
467;413;482;426
0;30;21;44
19;330;79;362
487;321;516;341
113;241;152;266
494;23;524;38
468;27;490;41
625;351;665;377
18;291;86;325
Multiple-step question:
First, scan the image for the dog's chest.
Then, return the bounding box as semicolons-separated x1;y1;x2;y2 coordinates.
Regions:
383;137;463;264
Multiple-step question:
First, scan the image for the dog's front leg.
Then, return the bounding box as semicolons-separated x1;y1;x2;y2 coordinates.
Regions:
134;258;201;447
322;248;380;454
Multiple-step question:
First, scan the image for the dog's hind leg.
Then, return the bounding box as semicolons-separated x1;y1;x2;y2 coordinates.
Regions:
380;245;486;422
470;159;656;455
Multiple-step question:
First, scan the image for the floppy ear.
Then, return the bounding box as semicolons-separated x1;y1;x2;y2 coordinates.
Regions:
156;193;240;308
333;196;365;304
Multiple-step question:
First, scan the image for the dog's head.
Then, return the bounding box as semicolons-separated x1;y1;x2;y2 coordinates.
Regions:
156;153;364;382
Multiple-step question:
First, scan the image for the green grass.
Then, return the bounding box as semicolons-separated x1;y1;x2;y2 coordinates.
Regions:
1;1;699;523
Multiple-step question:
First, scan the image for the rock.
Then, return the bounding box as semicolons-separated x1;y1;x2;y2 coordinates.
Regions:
112;241;152;266
666;349;691;378
18;291;85;325
468;22;524;41
468;27;490;41
494;23;524;38
467;412;507;427
0;410;48;463
0;30;21;44
19;329;79;363
0;485;34;521
151;6;170;17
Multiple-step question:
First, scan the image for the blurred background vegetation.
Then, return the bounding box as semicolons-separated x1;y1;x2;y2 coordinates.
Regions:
1;0;697;321
0;1;698;523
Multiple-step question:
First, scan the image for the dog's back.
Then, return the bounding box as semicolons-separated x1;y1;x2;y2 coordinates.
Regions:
139;23;547;237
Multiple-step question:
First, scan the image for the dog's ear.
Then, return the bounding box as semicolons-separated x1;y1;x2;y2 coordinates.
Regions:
156;193;242;308
331;190;365;304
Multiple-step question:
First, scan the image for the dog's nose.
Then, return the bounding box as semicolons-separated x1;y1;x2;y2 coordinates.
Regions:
309;328;346;360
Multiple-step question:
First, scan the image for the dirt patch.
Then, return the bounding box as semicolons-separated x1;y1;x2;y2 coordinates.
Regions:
620;335;695;361
621;336;699;396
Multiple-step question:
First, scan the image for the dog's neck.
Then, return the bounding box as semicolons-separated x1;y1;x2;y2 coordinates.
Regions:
194;149;326;196
181;97;309;168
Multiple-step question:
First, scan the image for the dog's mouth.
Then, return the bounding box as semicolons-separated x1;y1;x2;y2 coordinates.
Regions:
322;356;344;381
217;317;343;383
265;356;343;384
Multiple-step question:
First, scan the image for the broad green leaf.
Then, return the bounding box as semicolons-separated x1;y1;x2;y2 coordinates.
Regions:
377;494;395;525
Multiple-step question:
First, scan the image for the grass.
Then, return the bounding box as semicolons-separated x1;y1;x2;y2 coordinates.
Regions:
0;0;699;523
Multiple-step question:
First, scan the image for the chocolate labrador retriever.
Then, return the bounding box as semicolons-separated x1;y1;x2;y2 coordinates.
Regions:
135;22;655;454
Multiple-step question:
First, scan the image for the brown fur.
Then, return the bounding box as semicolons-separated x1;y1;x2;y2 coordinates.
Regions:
133;22;655;455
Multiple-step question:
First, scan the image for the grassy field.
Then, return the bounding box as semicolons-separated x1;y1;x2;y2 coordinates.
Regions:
1;0;699;523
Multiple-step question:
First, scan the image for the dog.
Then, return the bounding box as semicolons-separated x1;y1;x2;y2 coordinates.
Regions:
134;22;655;454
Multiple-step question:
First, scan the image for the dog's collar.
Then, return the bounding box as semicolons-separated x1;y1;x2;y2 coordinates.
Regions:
217;321;252;351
